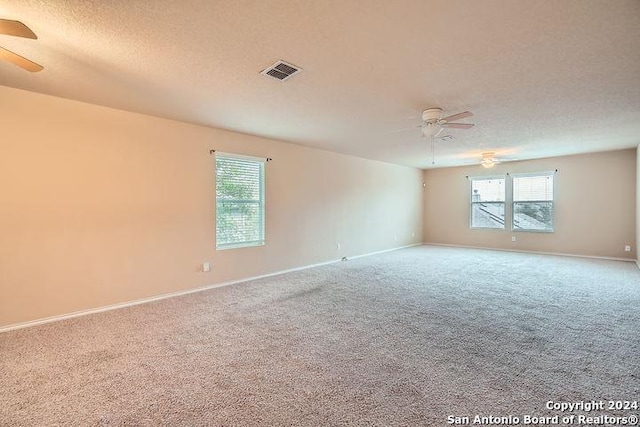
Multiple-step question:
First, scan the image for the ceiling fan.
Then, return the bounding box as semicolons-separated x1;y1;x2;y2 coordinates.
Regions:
479;152;519;168
480;152;501;168
0;19;43;72
419;107;474;165
420;107;474;138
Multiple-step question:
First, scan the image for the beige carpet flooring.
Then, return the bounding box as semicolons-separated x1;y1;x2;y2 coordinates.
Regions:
1;245;639;426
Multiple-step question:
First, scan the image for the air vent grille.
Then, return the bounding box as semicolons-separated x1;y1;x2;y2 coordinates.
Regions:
260;60;301;81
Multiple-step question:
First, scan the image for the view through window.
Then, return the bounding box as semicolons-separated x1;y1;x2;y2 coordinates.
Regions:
470;177;506;229
216;154;265;249
512;173;554;232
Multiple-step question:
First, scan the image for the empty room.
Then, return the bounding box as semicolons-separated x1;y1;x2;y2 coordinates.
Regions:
1;1;639;426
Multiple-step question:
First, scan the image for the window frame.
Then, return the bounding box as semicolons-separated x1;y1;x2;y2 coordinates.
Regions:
215;152;266;250
469;175;507;230
511;171;555;233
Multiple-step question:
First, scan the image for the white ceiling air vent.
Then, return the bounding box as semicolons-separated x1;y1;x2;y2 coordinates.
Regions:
260;60;301;82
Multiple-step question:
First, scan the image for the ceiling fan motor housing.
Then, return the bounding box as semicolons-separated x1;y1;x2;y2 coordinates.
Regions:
422;108;443;122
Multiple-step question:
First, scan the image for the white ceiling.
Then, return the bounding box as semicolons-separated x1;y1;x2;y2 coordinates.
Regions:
1;0;639;169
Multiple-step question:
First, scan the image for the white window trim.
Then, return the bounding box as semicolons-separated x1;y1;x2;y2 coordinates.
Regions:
469;174;507;230
216;151;267;164
468;171;556;233
511;171;555;233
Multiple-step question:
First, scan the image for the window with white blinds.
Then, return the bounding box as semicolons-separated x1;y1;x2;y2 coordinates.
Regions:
216;154;265;249
512;173;554;232
470;177;506;229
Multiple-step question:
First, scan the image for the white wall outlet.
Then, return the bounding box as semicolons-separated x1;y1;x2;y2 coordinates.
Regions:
394;235;398;241
202;262;211;272
336;242;341;250
412;232;415;238
624;245;632;252
511;236;517;242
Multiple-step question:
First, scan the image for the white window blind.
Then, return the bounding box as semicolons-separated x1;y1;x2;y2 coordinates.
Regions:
470;177;506;229
512;173;554;232
216;154;265;249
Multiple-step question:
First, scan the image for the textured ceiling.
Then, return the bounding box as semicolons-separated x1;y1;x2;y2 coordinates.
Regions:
1;0;639;168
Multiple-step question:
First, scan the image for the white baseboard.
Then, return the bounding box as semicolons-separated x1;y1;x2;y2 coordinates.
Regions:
0;242;421;334
423;241;636;263
345;242;423;261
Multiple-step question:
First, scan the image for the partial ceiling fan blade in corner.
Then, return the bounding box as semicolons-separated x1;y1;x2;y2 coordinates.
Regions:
0;19;37;39
442;111;473;122
441;122;474;129
0;46;43;72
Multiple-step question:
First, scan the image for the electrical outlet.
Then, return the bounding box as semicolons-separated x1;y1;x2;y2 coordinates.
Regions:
336;242;341;250
512;236;517;242
412;232;415;238
624;245;631;252
202;262;211;272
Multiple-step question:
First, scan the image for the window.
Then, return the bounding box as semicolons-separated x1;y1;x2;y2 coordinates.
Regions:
512;173;554;232
216;154;265;249
470;177;506;229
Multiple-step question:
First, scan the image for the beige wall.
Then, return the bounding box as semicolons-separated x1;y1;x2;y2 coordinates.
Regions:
0;86;423;327
423;149;636;259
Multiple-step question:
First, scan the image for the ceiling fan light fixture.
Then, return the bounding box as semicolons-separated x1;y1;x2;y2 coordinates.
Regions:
481;152;496;168
481;159;496;168
421;122;441;137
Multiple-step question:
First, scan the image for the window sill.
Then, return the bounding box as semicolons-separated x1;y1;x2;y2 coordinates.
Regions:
216;241;265;251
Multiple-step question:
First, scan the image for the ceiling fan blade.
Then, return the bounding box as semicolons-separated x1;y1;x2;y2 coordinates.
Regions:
441;111;472;122
441;122;474;129
0;19;37;39
0;46;43;72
